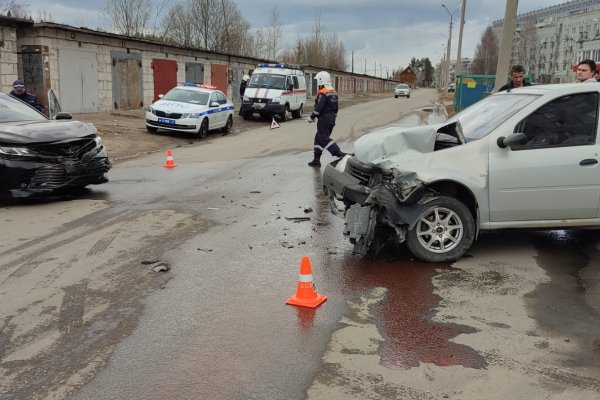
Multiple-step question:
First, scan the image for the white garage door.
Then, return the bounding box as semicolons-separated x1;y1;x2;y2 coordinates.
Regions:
58;48;99;113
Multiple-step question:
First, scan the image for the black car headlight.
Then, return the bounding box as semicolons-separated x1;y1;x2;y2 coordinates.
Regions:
0;145;36;158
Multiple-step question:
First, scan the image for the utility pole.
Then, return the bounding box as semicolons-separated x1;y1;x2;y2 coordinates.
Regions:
351;51;354;74
442;4;459;89
494;0;519;92
455;0;467;81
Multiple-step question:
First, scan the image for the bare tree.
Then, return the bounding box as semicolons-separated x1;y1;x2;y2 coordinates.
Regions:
471;26;499;75
280;14;347;70
1;0;27;17
260;6;283;61
103;0;151;37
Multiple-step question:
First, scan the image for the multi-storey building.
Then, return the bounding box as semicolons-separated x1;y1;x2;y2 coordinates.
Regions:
492;0;600;83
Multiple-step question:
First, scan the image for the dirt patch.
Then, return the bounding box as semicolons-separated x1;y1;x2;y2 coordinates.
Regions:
74;92;393;165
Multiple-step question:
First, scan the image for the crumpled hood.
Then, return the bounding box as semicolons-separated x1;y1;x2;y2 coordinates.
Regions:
0;120;97;145
354;124;440;165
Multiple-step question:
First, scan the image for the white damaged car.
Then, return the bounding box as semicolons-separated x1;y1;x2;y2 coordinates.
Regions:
146;83;234;138
323;83;600;262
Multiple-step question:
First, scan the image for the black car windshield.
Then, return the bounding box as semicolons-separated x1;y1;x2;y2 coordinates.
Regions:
162;88;210;105
0;94;47;123
247;73;287;90
448;93;539;142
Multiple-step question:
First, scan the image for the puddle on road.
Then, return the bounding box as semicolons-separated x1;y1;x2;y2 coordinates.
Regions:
347;248;486;370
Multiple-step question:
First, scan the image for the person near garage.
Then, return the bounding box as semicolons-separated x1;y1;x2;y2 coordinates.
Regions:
238;74;249;116
9;79;43;113
307;71;346;167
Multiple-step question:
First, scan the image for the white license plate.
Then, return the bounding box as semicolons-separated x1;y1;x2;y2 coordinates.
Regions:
158;118;176;125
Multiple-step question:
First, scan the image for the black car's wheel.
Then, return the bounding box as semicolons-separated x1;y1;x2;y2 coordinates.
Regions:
292;104;304;119
146;125;158;133
222;115;233;133
405;196;475;263
196;118;209;139
280;105;290;122
242;112;251;120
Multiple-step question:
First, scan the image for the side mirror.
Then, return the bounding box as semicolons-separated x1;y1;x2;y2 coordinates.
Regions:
210;101;220;107
54;112;73;120
158;94;164;99
497;132;527;148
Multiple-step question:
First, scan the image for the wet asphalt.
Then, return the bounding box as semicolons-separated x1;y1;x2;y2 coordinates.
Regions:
61;108;600;399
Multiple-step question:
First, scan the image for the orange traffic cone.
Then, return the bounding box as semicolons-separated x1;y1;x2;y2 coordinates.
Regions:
286;256;327;308
163;149;176;168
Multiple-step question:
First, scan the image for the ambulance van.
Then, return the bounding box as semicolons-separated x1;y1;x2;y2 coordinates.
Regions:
240;63;307;122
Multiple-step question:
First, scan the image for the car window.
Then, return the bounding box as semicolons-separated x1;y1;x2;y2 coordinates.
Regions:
248;73;287;90
163;88;209;105
449;93;539;141
397;84;409;89
0;94;48;123
215;92;227;104
513;92;598;149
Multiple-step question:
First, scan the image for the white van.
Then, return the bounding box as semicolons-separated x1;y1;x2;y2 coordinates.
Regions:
240;63;307;122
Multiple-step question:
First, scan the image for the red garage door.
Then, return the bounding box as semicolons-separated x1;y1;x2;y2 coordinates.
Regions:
152;59;178;102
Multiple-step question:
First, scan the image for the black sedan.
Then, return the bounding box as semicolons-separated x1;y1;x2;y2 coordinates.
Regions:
0;93;111;199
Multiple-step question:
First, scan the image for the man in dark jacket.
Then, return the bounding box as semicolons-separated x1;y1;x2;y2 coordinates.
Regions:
307;71;345;167
498;65;531;92
9;79;43;113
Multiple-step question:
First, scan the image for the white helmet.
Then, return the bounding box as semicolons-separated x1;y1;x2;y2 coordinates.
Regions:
243;74;250;81
315;71;331;86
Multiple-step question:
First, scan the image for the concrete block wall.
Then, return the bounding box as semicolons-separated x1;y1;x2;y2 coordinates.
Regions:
0;27;18;93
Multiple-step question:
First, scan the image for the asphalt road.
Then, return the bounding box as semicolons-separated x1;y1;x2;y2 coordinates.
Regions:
1;88;599;400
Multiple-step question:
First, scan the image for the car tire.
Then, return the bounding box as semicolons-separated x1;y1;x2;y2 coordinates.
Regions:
242;112;251;120
394;95;398;98
196;118;209;139
292;104;304;119
146;125;158;133
222;115;233;133
280;105;290;122
405;196;475;263
407;94;410;98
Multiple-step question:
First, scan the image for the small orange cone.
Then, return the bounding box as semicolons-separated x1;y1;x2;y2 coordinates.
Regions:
163;149;176;168
286;256;327;308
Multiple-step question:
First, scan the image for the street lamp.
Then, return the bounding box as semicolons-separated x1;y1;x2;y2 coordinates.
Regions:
442;3;459;92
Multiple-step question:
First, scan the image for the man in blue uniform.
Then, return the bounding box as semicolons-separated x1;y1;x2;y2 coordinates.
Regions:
9;79;43;113
307;71;345;167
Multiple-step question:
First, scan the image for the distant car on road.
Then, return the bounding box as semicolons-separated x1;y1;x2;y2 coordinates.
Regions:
394;84;411;98
323;83;600;262
146;83;234;138
0;91;110;200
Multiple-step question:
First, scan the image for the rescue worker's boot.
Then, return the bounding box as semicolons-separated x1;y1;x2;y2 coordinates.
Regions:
308;155;321;167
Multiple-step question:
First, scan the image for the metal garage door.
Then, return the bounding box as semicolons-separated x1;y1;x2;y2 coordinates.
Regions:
152;59;178;102
58;48;99;113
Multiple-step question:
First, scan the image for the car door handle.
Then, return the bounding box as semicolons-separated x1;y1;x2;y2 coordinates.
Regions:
580;159;598;166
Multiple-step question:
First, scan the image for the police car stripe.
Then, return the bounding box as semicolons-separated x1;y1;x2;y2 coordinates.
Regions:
197;105;234;117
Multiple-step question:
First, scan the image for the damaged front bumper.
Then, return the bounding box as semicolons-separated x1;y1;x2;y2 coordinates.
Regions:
322;156;431;255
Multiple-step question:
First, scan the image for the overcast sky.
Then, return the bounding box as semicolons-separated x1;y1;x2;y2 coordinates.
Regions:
28;0;561;75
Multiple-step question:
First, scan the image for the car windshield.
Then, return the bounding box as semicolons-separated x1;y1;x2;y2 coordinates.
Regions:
0;94;47;123
162;88;210;105
448;93;540;142
247;73;287;90
397;84;409;89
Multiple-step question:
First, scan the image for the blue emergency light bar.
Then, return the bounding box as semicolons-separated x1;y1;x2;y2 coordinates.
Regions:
181;82;218;89
257;63;289;68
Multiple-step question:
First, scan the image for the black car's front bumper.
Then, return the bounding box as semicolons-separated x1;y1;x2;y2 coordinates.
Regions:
0;149;111;198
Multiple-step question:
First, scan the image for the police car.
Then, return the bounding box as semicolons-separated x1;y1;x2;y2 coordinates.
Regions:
146;83;234;138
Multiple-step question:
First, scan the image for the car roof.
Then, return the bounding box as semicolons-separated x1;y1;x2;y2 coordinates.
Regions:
172;84;222;94
494;82;600;96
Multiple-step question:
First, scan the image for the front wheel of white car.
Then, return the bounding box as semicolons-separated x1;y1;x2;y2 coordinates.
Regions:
405;196;475;263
